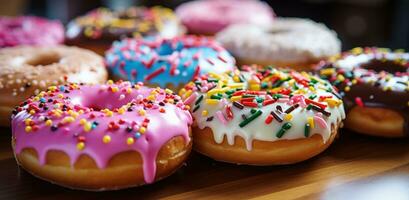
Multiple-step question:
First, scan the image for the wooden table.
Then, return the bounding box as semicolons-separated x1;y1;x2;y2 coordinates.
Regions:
1;127;409;200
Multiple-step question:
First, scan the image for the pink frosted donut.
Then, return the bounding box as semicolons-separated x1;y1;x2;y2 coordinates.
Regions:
176;0;275;35
11;81;192;190
0;16;64;47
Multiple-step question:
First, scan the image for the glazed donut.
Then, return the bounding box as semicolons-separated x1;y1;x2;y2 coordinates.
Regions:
0;16;64;47
0;46;107;126
216;18;341;71
176;0;275;35
105;35;235;91
66;6;185;55
315;47;409;137
12;81;192;190
180;66;345;165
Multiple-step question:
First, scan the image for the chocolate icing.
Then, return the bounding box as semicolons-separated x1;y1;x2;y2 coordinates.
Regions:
316;48;409;135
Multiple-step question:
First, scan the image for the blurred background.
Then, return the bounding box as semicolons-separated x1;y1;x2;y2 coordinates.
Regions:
0;0;408;50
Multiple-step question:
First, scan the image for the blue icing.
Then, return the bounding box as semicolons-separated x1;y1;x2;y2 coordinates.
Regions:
105;36;235;88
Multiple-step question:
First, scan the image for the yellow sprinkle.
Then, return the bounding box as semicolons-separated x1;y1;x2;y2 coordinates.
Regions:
118;108;125;114
205;99;219;105
284;114;293;121
79;118;87;125
202;110;208;116
25;126;32;132
106;111;113;117
227;83;244;89
249;84;260;91
102;135;111;143
179;88;186;97
126;88;132;94
107;80;114;85
233;76;240;82
351;79;358;85
127;137;135;145
83;122;92;132
165;88;173;94
230;96;242;101
111;87;119;93
25;119;32;126
383;86;392;91
351;47;363;55
77;142;85;150
45;120;52;126
63;116;75;123
134;84;141;90
207;89;222;96
320;68;335;76
138;109;146;116
307;117;315;129
208;72;222;80
309;86;315;91
147;95;156;101
29;110;36;115
325;99;341;108
337;74;345;81
58;94;64;99
344;86;350;92
33;97;40;101
139;127;146;134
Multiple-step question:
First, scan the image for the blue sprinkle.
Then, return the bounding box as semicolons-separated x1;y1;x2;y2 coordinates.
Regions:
39;98;46;103
134;132;141;139
59;86;65;92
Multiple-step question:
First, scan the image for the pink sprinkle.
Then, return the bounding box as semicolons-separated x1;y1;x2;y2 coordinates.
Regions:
314;113;328;129
216;111;227;125
183;92;197;105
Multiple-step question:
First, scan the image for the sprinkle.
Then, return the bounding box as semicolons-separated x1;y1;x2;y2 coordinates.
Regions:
241;101;258;108
195;95;204;105
284;104;299;114
145;66;165;81
192;105;200;113
239;110;262;128
77;142;85;150
216;111;227;125
225;105;233;119
83;122;92;132
205;99;219;105
276;122;292;138
139;127;146;134
103;135;111;143
202;110;208;116
45;120;52;126
355;97;364;107
265;114;273;124
304;123;311;137
25;126;32;132
127;137;135;145
138;109;146;116
184;92;197;105
233;101;244;109
311;105;331;117
284;114;293;121
314;114;328;129
262;99;276;106
307;117;315;128
206;116;214;121
270;110;283;122
305;99;327;110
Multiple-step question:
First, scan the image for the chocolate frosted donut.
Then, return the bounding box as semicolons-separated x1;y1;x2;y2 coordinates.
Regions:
0;46;107;126
316;47;409;137
216;18;341;71
66;6;185;55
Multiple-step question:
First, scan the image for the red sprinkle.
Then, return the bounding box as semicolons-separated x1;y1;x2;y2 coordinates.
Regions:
242;101;258;107
265;114;273;124
145;66;165;81
262;99;276;106
355;97;364;107
305;99;327;109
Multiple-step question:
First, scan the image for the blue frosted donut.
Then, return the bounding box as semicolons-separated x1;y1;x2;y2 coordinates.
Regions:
105;35;236;89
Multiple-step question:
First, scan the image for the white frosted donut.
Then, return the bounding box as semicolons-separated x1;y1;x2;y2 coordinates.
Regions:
180;65;345;165
216;18;341;70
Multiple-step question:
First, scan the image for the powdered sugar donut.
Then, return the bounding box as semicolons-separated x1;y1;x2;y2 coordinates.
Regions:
216;18;341;71
0;16;64;47
12;81;192;190
176;0;275;35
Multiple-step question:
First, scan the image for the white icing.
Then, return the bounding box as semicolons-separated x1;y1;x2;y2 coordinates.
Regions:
215;18;341;64
187;70;345;151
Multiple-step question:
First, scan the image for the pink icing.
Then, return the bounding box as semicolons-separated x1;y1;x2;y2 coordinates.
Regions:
11;81;192;184
0;16;64;47
176;0;275;34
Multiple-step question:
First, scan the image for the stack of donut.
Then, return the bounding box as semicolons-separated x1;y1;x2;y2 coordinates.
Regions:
1;0;406;192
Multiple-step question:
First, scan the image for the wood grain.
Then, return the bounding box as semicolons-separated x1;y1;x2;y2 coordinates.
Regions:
1;127;409;200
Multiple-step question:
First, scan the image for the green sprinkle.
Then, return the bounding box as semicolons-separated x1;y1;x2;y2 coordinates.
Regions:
250;108;257;114
239;110;262;128
304;123;311;137
273;94;282;99
195;95;204;105
307;105;313;110
211;94;222;100
192;105;200;113
261;82;268;89
308;94;317;100
225;90;235;95
311;79;318;84
276;122;292;138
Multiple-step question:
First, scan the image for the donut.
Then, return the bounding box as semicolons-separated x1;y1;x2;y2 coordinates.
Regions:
105;35;235;91
11;81;192;190
0;46;107;126
66;6;185;55
216;18;341;71
176;0;275;36
315;47;409;137
179;65;345;165
0;16;64;47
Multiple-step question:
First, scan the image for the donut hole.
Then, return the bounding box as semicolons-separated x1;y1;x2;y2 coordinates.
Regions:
26;52;61;66
360;59;407;74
